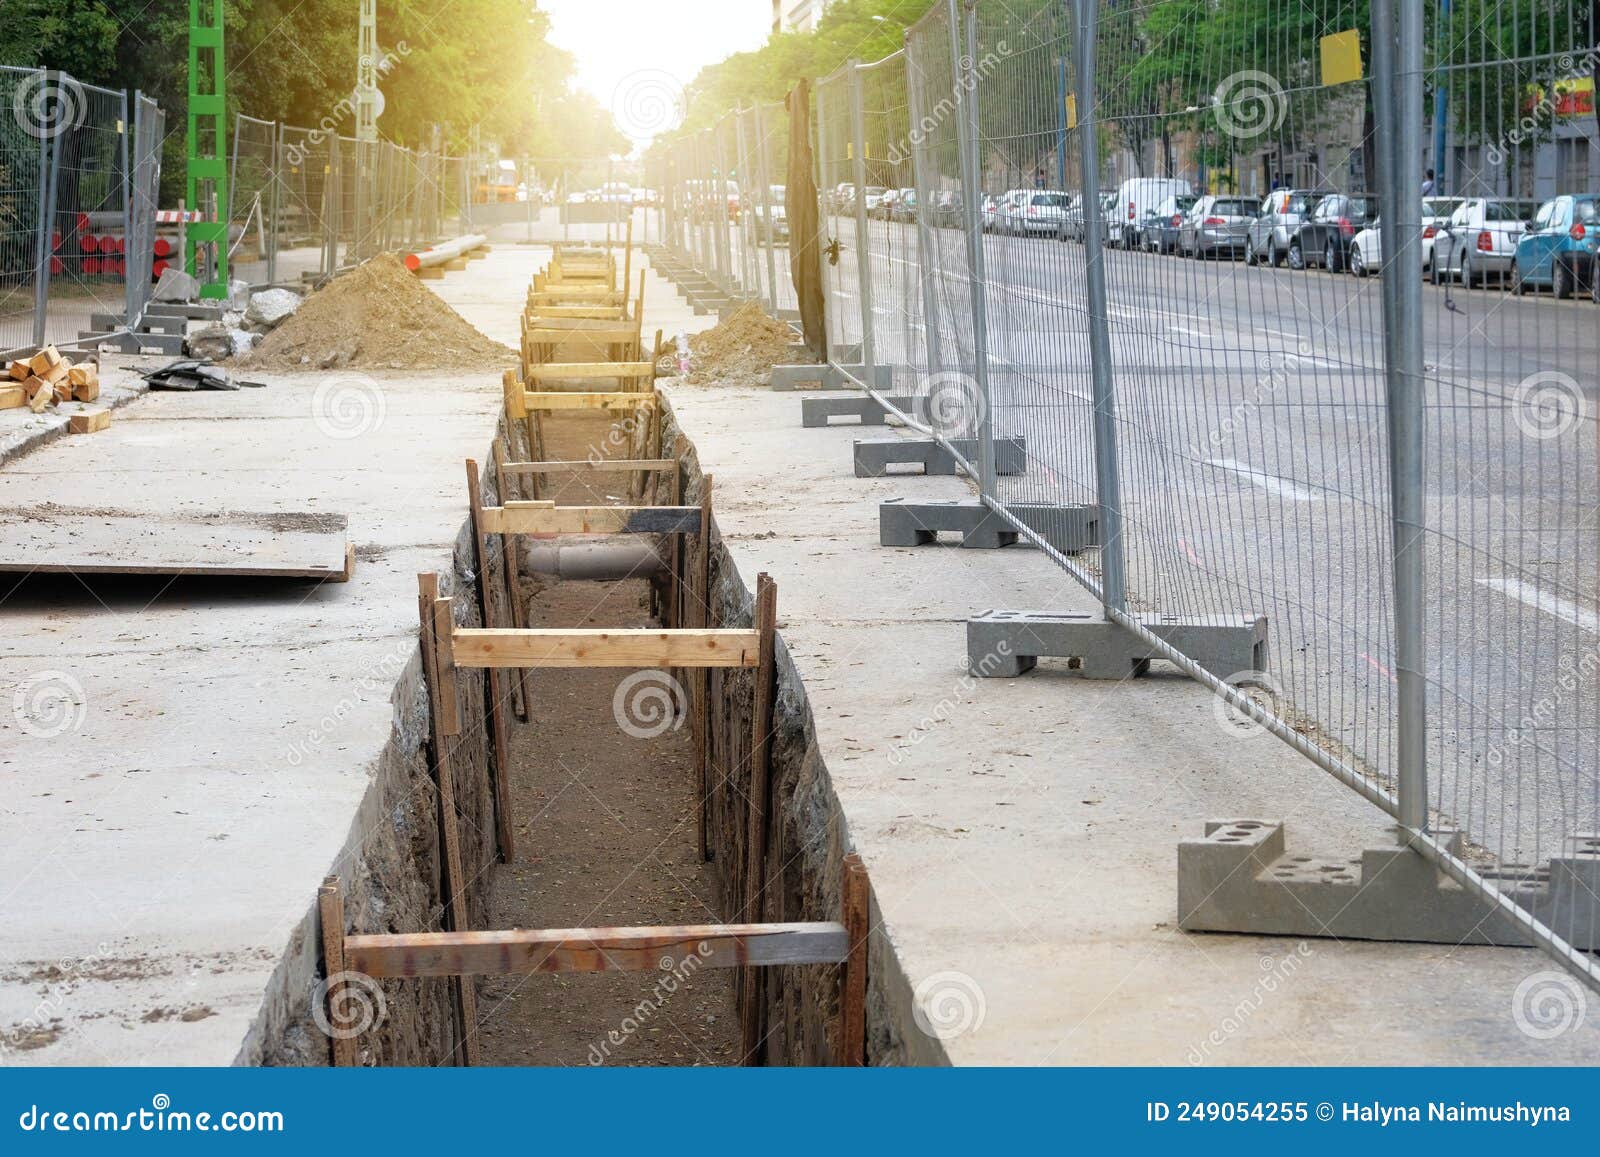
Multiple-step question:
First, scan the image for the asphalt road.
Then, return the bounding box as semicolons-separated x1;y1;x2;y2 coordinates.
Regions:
767;210;1600;895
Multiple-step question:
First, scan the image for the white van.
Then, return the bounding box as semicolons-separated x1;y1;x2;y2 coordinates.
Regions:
1116;177;1193;249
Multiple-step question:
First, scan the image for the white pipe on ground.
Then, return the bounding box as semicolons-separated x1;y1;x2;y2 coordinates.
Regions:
404;233;489;272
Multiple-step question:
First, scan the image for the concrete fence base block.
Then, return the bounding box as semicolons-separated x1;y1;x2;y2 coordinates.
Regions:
1178;821;1600;949
881;499;1099;552
771;363;893;392
802;394;922;427
854;436;1026;478
966;609;1267;679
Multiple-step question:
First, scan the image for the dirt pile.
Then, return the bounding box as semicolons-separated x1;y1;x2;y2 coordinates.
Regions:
673;302;810;388
237;253;516;371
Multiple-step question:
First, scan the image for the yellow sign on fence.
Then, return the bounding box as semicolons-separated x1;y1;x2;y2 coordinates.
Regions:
1321;29;1364;86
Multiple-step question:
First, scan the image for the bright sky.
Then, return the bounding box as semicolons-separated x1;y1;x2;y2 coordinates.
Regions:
539;0;772;146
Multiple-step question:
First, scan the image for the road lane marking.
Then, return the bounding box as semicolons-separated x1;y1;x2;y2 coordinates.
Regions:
1477;576;1600;635
1204;458;1321;501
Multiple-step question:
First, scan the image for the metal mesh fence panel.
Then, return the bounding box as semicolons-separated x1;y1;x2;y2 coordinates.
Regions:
230;114;275;286
42;81;129;348
279;126;335;285
749;100;797;317
124;95;164;324
816;65;859;361
0;66;49;353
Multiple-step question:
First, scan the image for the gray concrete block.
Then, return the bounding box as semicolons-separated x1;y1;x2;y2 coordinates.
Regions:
854;436;1026;478
966;609;1268;679
879;499;1098;552
802;395;921;427
771;363;893;392
1178;821;1600;950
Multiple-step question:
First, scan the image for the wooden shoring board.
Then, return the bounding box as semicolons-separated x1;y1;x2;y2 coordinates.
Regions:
346;922;849;978
0;508;354;581
525;361;655;381
740;574;781;1066
497;458;678;476
317;878;358;1067
480;503;700;537
463;460;516;864
490;440;533;721
692;476;714;863
521;391;659;413
530;306;628;321
841;853;870;1066
446;627;762;672
415;574;481;1066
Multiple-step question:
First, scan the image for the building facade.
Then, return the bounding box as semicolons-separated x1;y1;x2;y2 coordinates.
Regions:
773;0;832;34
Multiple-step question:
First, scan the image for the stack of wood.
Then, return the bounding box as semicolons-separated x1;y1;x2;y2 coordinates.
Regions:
4;346;109;433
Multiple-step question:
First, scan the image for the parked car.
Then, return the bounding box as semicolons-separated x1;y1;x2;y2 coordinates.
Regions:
1001;189;1070;236
1512;194;1600;298
861;186;892;217
1245;188;1329;267
1421;197;1463;271
1179;195;1258;258
1141;194;1197;253
1113;177;1192;249
932;189;963;227
829;183;856;213
991;189;1028;234
1288;193;1374;271
1432;197;1538;287
890;187;919;223
751;185;788;244
980;193;1003;232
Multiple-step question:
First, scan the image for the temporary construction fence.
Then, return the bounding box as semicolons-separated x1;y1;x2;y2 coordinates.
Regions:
0;67;166;358
657;0;1600;993
228;115;474;290
651;103;800;320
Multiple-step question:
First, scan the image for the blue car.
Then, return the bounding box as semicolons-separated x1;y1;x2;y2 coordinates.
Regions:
1512;194;1599;299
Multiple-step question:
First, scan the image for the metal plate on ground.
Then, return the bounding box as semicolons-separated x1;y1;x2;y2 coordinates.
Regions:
0;507;354;581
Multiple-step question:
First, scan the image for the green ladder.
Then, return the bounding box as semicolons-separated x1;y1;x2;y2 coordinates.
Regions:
186;0;229;300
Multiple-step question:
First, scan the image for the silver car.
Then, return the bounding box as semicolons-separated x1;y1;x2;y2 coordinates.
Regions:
1245;188;1329;267
1431;197;1537;287
1179;195;1258;258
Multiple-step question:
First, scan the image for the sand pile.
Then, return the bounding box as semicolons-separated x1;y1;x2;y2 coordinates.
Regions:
675;302;810;388
238;254;516;371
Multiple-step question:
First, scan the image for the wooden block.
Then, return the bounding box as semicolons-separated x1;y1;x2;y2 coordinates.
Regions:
449;628;762;670
345;922;850;978
27;346;63;377
8;360;30;382
27;381;53;413
40;359;70;385
0;386;25;410
67;363;98;388
73;377;100;403
69;407;110;434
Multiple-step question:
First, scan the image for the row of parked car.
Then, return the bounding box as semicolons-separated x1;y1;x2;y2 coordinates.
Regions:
976;178;1600;302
